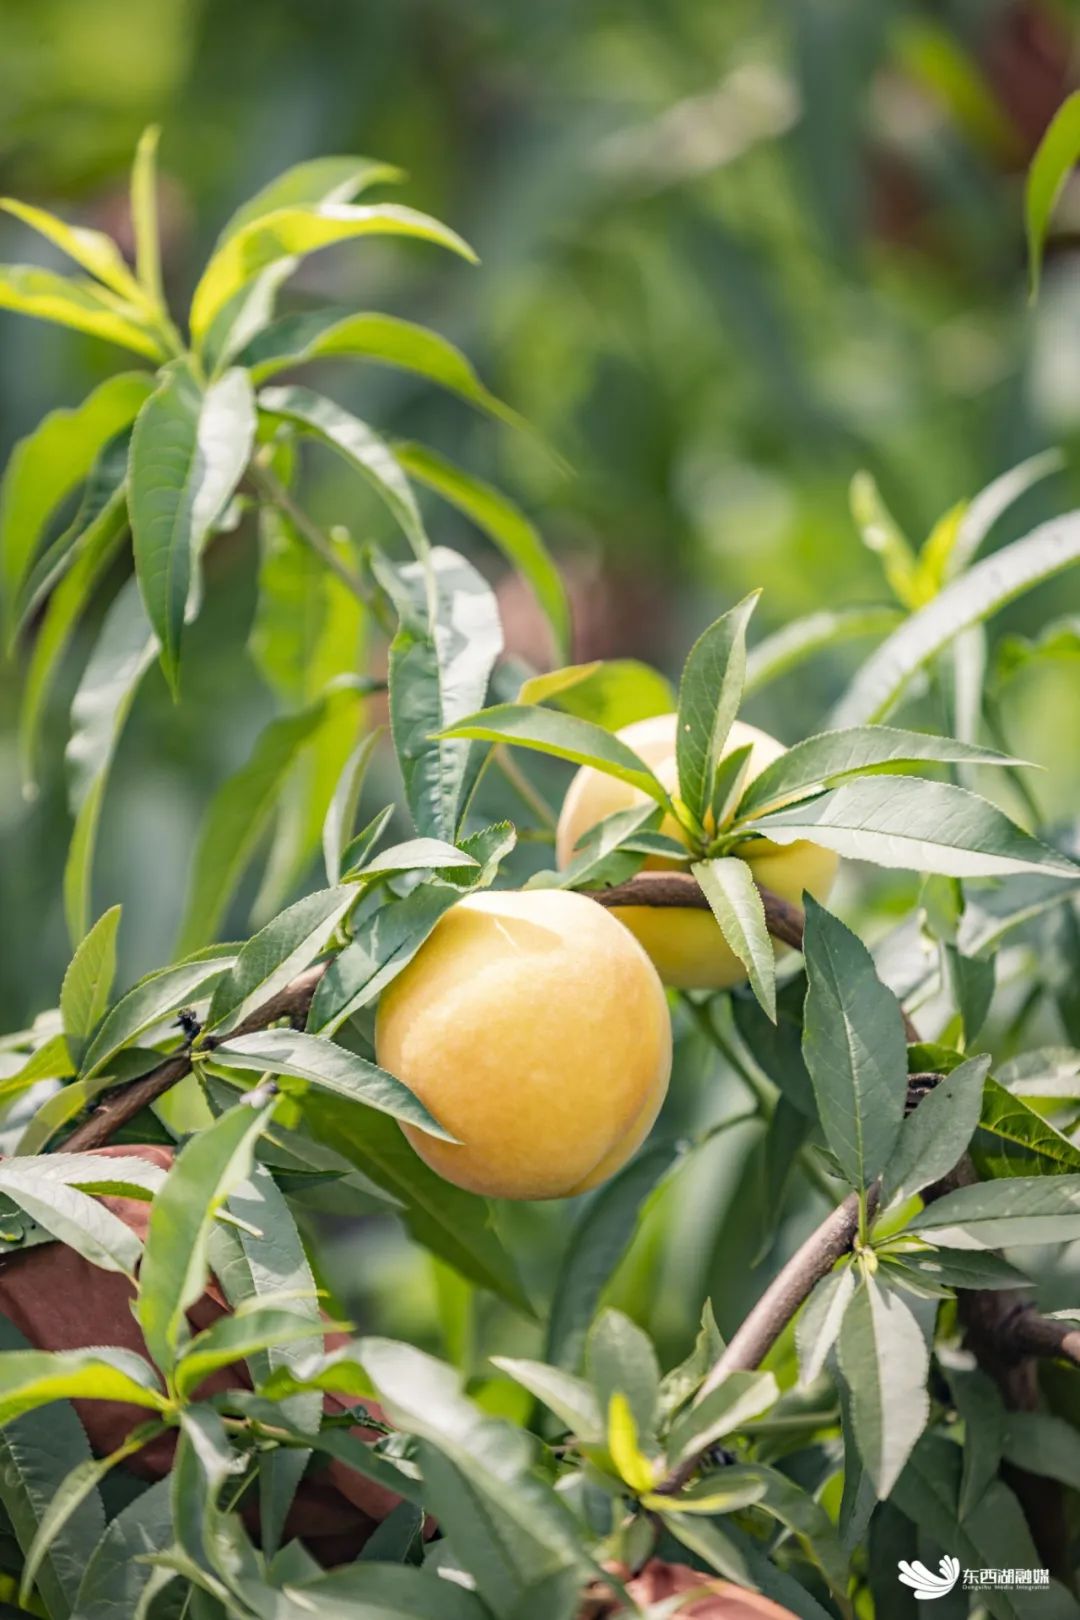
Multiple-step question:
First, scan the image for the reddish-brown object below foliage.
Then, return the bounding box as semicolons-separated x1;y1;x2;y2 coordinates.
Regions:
581;1562;800;1620
0;1144;408;1565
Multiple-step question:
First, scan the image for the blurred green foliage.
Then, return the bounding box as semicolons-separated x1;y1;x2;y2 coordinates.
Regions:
2;0;1080;1370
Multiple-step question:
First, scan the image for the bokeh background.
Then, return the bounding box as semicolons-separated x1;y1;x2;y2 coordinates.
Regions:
2;0;1080;1370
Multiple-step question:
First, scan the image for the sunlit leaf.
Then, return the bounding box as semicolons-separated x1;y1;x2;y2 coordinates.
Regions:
0;265;162;358
675;593;758;826
439;702;670;805
692;857;776;1019
909;1173;1080;1247
1026;90;1080;296
60;904;121;1058
744;605;902;696
204;885;356;1036
881;1055;990;1207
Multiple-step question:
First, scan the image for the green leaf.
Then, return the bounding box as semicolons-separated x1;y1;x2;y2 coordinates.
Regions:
1002;1411;1080;1491
0;1163;143;1276
974;1074;1080;1176
0;1347;163;1425
0;1032;73;1099
244;307;520;417
883;1249;1030;1293
395;441;570;661
354;837;477;880
881;1055;990;1206
217;156;403;243
206;1161;321;1557
946;450;1064;580
380;546;502;840
658;1301;724;1418
796;1265;856;1388
802;896;908;1189
831;513;1080;726
191;201;475;345
744;605;902;696
546;1139;686;1370
666;1370;779;1466
675;592;758;826
72;1477;174;1620
259;386;427;556
1;371;151;632
522;659;675;730
0;264;163;358
0;1321;106;1620
0;198;145;303
17;480;129;797
287;1562;490;1619
908;1173;1080;1247
849;471;921;607
692;857;776;1020
176;687;360;954
838;1274;929;1498
62;578;158;945
213;1027;454;1139
19;1423;162;1608
304;1094;532;1313
737;727;1020;819
203;886;356;1035
137;1098;277;1373
174;1308;326;1400
323;732;380;883
439;703;670;805
130;125;164;303
1026;90;1080;296
586;1309;660;1449
129;362;256;687
488;1358;602;1443
307;882;463;1034
752;777;1078;881
60;905;121;1056
80;950;234;1078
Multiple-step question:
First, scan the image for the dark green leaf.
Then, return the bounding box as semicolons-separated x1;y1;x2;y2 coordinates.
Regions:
909;1173;1080;1247
974;1075;1080;1176
379;546;502;841
586;1308;660;1448
753;777;1078;881
882;1056;990;1206
439;703;670;805
72;1476;174;1620
128;362;255;687
137;1099;276;1373
213;1027;453;1139
204;886;356;1036
802;897;907;1189
675;593;758;826
307;883;462;1034
838;1274;929;1498
665;1371;778;1466
738;727;1019;819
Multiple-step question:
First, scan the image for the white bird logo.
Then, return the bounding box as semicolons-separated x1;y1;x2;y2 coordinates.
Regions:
897;1557;961;1600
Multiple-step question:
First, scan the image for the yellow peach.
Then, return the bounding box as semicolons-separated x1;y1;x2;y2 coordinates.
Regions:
374;889;672;1199
555;713;838;989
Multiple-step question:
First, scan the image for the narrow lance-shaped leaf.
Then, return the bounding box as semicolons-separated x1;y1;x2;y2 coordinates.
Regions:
0;1348;164;1426
213;1027;454;1140
737;727;1021;819
1;370;151;629
838;1275;930;1499
191;201;476;346
323;731;381;883
1026;90;1080;297
692;858;776;1020
70;1477;174;1620
751;777;1078;882
59;905;121;1056
128;362;256;688
675;593;758;827
203;885;357;1036
830;513;1080;726
882;1056;990;1207
396;441;571;662
130;125;164;303
0;265;164;359
380;546;503;841
586;1309;660;1449
801;896;908;1190
0;1166;142;1277
63;578;157;945
439;702;670;806
216;156;404;243
79;949;234;1078
0;198;146;304
975;1075;1080;1177
489;1358;603;1443
946;450;1064;580
908;1174;1080;1248
136;1098;277;1374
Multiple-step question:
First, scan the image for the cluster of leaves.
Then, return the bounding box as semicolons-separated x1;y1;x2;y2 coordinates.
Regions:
0;115;1079;1618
